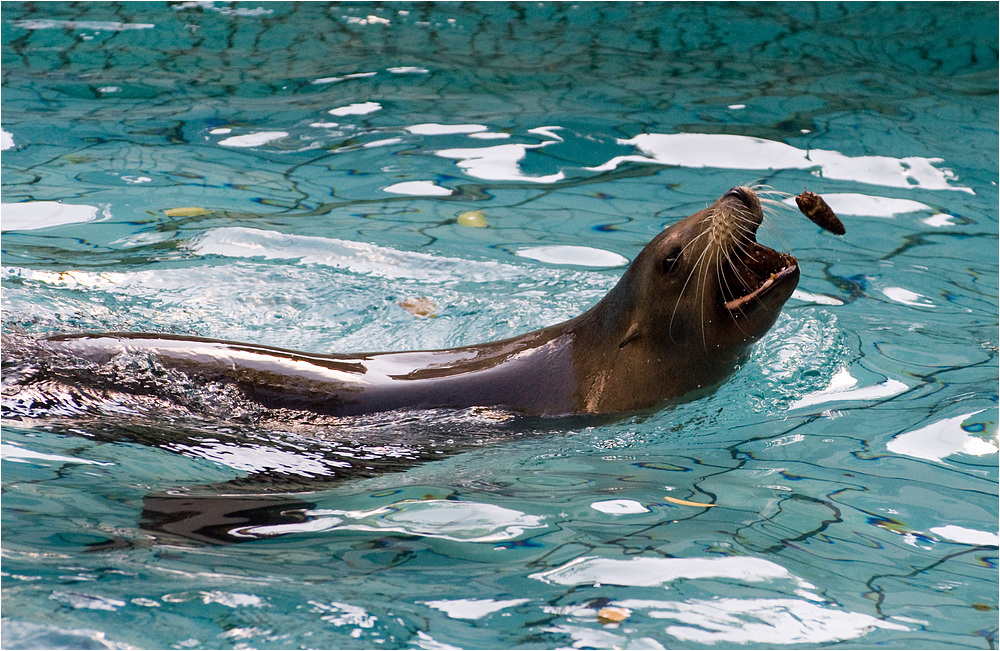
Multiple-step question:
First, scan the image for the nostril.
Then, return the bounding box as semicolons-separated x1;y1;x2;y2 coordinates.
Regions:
724;187;751;204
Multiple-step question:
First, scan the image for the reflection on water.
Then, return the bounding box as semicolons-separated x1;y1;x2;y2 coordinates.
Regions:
589;133;972;192
239;499;547;542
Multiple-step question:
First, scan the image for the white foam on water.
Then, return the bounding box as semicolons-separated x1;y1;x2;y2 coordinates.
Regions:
423;598;531;619
14;19;154;30
1;201;101;231
616;597;908;644
467;132;511;140
590;499;650;514
928;525;999;546
530;555;812;590
199;591;265;608
790;369;908;409
883;286;935;307
247;500;546;543
190;227;529;283
383;180;453;196
436;142;565;183
1;444;113;467
516;245;628;268
217;131;288;147
888;410;998;462
328;102;382;116
922;213;957;227
387;66;429;74
172;1;272;16
50;592;127;612
791;289;844;306
166;441;348;477
406;123;488;135
590;133;972;193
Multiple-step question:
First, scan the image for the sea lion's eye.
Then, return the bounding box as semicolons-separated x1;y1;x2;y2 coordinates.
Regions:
661;247;682;273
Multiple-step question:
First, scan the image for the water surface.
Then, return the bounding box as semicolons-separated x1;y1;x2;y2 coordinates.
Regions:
2;2;997;649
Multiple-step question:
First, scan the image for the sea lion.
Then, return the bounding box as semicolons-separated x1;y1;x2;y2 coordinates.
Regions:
43;186;799;418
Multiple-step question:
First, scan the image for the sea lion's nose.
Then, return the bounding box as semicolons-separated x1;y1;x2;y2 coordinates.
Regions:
719;186;763;229
723;186;755;205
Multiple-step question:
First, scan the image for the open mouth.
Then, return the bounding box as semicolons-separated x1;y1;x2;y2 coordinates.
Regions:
709;187;800;315
722;240;798;313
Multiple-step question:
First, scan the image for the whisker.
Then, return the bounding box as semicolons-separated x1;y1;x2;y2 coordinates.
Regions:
670;227;717;343
698;242;718;351
715;244;755;339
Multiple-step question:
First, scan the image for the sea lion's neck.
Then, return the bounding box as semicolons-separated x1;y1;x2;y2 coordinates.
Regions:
570;265;646;349
563;266;748;414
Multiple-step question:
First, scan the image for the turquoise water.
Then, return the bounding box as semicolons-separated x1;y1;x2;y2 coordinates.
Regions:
2;1;998;649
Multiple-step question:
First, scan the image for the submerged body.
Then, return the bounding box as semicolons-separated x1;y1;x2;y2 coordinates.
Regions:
45;187;800;418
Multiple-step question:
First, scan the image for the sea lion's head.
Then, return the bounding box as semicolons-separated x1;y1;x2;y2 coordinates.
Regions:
578;186;799;412
637;185;798;348
646;185;799;349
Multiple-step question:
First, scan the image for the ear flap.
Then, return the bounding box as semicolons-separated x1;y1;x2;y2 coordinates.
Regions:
618;323;641;349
